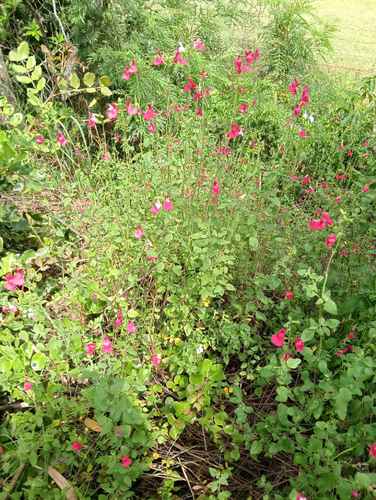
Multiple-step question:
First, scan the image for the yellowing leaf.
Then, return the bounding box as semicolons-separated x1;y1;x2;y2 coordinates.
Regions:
83;72;96;87
100;86;112;96
84;417;102;433
69;72;80;90
47;466;77;500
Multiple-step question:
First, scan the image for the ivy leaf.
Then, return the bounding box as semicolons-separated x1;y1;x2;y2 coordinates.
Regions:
334;387;352;420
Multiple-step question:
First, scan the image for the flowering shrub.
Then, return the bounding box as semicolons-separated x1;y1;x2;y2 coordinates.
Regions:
0;3;375;499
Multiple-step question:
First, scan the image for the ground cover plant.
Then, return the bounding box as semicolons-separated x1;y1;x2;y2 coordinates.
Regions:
0;1;375;498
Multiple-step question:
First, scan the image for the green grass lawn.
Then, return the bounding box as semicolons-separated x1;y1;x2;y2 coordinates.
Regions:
316;0;376;75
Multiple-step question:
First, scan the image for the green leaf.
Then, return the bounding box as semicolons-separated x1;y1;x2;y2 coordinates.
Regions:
9;113;23;127
36;77;46;92
31;66;42;81
354;472;376;489
301;328;315;342
334;387;352;420
276;386;289;402
323;297;337;315
248;236;259;250
250;440;263;456
85;87;96;93
18;41;30;60
16;75;32;84
100;86;112;96
11;64;28;74
83;72;96;87
286;358;301;369
26;56;36;70
88;98;97;108
69;72;80;89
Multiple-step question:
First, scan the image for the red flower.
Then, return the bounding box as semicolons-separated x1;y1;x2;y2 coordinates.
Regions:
85;343;96;355
296;494;307;500
148;123;156;133
271;328;286;348
239;103;249;113
35;135;45;144
183;78;197;93
295;337;304;353
347;149;353;157
173;49;187;65
71;441;83;453
195;107;203;117
234;56;250;74
153;53;165;66
284;290;294;301
321;211;333;226
298;129;308;139
4;269;25;291
212;178;220;196
325;233;337;248
23;381;33;391
227;123;243;140
368;443;376;458
309;219;325;231
121;455;133;468
300;85;310;105
301;175;311;186
362;184;369;193
288;79;299;96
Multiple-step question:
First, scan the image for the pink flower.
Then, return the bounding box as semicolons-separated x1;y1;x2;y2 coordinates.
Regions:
183;78;197;93
143;105;157;121
126;101;139;116
102;151;111;161
151;354;161;367
148;123;156;133
2;304;17;314
102;336;113;354
71;441;83;453
212;178;220;196
227;123;243;140
351;491;360;498
335;196;341;204
4;269;25;291
271;328;286;348
296;494;307;500
163;198;173;212
347;149;353;157
114;308;123;329
234;56;250;74
295;337;304;353
151;201;162;215
362;184;369;193
288;79;299;96
193;38;205;51
120;455;132;468
127;320;137;334
35;135;45;144
153;53;165;66
368;443;376;458
173;49;187;65
146;255;158;262
106;103;119;121
195;107;203;117
325;233;337;248
192;91;203;102
87;113;97;128
300;85;310;105
282;352;292;362
57;132;67;146
134;226;144;239
239;103;249;113
321;211;333;226
245;50;255;64
298;129;307;139
23;381;32;391
293;105;302;117
122;61;137;80
309;219;325;231
85;343;96;355
284;290;294;301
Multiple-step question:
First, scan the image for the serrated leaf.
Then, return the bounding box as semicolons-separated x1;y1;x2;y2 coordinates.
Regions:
31;66;42;81
16;75;32;84
69;72;80;89
83;72;96;87
323;298;337;315
26;56;36;70
286;358;301;369
100;86;112;96
334;387;352;420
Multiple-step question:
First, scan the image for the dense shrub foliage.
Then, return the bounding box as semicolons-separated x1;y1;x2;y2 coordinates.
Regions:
0;1;375;499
